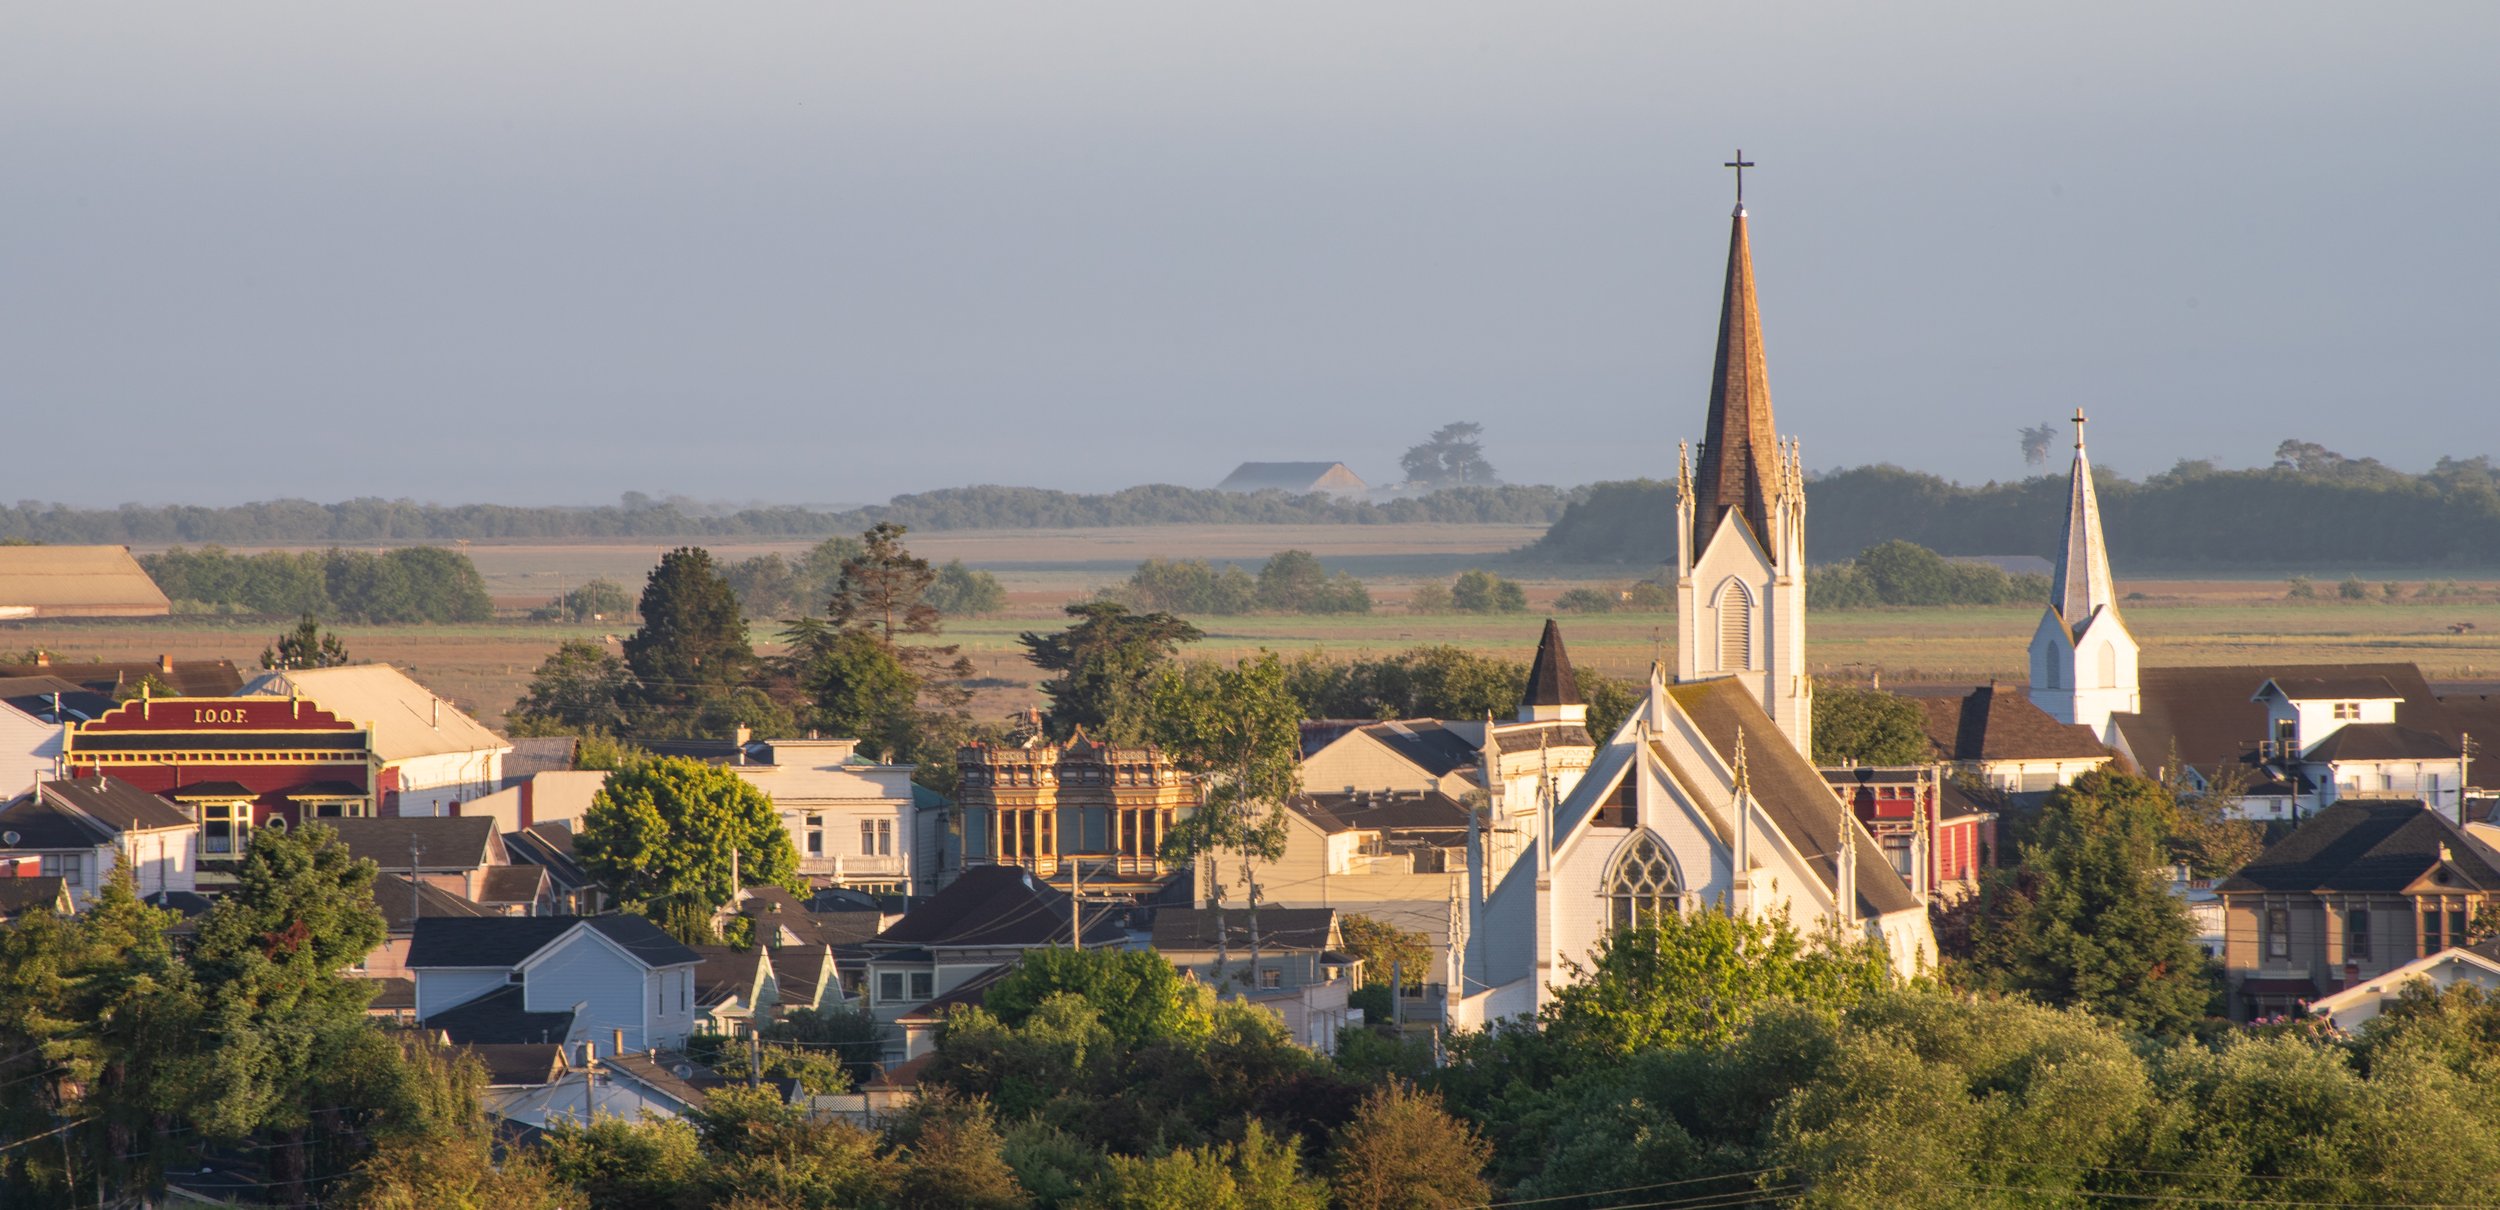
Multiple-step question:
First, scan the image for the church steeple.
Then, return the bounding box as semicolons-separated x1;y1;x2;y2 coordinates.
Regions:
1691;199;1783;553
2029;409;2139;737
1674;156;1811;756
1518;618;1586;724
2050;409;2117;637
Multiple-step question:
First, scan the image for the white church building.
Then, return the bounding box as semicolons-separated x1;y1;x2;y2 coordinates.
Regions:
1452;188;1934;1028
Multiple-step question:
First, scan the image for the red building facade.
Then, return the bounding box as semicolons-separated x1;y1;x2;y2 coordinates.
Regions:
63;694;380;860
1823;765;1997;900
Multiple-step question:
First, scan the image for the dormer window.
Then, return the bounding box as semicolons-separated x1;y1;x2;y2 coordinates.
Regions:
2333;702;2361;719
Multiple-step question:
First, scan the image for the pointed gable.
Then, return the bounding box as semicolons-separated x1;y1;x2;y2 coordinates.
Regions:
1692;206;1783;553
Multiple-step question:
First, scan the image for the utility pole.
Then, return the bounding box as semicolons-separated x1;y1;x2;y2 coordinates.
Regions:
1069;858;1082;949
409;838;423;924
1390;958;1404;1030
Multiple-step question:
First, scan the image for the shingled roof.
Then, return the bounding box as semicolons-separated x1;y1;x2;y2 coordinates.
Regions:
324;816;501;872
407;915;700;971
1915;684;2110;763
874;864;1123;950
2219;801;2500;895
1151;906;1337;952
40;777;192;833
1522;619;1582;710
2114;663;2460;777
0;658;242;697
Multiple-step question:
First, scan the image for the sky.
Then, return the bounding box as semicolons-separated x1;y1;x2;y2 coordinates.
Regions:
4;3;2496;508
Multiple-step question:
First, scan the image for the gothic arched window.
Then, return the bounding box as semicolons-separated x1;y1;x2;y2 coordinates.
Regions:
1606;833;1682;931
1717;581;1752;671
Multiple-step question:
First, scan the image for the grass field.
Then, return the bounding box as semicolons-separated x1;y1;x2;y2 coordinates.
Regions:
10;592;2498;731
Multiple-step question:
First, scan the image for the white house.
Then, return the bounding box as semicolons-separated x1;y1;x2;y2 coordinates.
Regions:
0;777;197;907
2307;941;2500;1031
241;665;511;817
725;738;923;895
407;914;703;1053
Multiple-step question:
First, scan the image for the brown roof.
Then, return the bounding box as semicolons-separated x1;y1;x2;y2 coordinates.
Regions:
2116;663;2459;776
1691;208;1782;554
875;864;1121;950
461;1043;568;1087
2218;801;2500;895
1665;679;1922;918
0;877;71;917
1916;685;2110;763
2304;724;2459;763
371;871;493;932
1292;789;1472;836
0;658;242;697
1522;619;1583;709
478;865;549;907
1151;906;1337;952
768;943;834;994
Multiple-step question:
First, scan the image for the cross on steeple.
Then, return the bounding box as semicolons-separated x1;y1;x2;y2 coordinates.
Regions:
1724;150;1756;206
2073;407;2088;450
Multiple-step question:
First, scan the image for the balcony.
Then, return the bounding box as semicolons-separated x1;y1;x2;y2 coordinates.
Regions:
800;854;907;881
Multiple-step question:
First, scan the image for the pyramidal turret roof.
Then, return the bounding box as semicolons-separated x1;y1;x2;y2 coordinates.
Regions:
1522;618;1583;709
2050;410;2118;636
1693;203;1784;551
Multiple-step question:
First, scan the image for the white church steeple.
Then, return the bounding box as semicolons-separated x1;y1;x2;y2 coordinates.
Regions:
1675;162;1811;755
2028;409;2139;737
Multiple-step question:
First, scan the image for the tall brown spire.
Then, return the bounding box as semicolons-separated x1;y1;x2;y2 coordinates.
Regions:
1692;205;1782;552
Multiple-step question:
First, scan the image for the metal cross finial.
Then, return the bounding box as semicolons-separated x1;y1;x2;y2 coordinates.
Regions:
1724;150;1756;205
2073;407;2088;450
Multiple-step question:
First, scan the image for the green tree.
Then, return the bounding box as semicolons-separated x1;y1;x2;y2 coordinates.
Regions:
1337;914;1431;992
260;612;350;670
556;577;633;623
1405;582;1453;613
888;1096;1030;1210
1955;770;2215;1036
764;1004;897;1090
1400;421;1497;487
781;619;920;758
1121;557;1258;614
1553;586;1615;614
539;1117;709;1210
577;756;803;943
1811;681;1932;765
1328;1082;1492;1210
827;522;975;746
1149;653;1305;993
1085;1121;1327;1210
982;948;1218;1050
1541;910;1895;1059
623;547;754;715
1254;550;1371;615
722;553;804;618
1018;602;1204;742
506;638;636;736
1449;568;1527;614
926;560;1008;616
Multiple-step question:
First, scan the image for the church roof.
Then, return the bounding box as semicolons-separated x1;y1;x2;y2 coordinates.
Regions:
1521;619;1583;710
1692;206;1783;553
2049;413;2120;638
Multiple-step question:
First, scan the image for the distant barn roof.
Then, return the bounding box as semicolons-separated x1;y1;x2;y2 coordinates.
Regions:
1214;462;1367;496
0;546;170;618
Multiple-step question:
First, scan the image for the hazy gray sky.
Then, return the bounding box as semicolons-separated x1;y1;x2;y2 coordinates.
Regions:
5;3;2494;507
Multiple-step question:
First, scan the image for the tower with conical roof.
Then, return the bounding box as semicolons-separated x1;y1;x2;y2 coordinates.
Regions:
1476;619;1596;888
2027;410;2139;736
1675;166;1812;755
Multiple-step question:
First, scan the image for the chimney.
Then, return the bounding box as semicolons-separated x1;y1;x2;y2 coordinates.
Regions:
158;654;174;674
612;1027;625;1057
735;725;752;764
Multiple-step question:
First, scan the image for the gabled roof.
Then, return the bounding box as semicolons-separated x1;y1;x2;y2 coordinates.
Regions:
1522;619;1583;710
371;871;494;932
1664;679;1923;918
2218;801;2500;895
0;658;242;697
874;864;1121;949
40;777;192;833
604;1050;718;1111
691;946;771;1009
503;824;592;891
0;545;170;616
2113;663;2457;776
461;1043;569;1087
424;983;577;1046
1151;906;1336;952
1214;462;1366;494
1356;720;1482;777
1291;789;1472;836
479;865;550;908
323;816;500;872
0;877;72;917
769;944;834;995
406;914;701;971
239;665;507;762
2260;675;2405;702
0;791;114;849
2303;724;2459;763
1915;685;2110;763
0;676;114;723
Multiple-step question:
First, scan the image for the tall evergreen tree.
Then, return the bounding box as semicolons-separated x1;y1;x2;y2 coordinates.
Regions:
623;547;753;714
261;612;350;670
1017;602;1202;742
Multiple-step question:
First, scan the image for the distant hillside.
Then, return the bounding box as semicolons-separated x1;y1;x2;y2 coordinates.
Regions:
1526;457;2500;569
0;483;1578;544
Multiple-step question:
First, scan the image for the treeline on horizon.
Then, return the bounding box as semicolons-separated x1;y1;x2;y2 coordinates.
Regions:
1531;450;2500;568
0;482;1578;544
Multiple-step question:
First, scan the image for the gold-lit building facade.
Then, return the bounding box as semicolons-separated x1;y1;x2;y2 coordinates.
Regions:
957;734;1194;890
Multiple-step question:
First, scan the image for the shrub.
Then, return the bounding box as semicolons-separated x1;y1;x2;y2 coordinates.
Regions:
1554;587;1615;614
1450;569;1527;614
